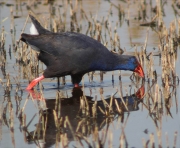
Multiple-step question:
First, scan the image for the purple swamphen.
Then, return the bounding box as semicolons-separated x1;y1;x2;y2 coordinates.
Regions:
21;15;144;90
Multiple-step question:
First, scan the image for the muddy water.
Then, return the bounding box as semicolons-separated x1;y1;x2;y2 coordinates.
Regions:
0;0;180;148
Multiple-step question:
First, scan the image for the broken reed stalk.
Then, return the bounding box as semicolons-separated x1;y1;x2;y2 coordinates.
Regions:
151;84;159;112
157;117;162;148
10;6;15;45
80;7;90;24
26;113;37;129
64;116;76;141
20;96;29;113
173;131;177;147
119;128;125;148
18;15;29;42
98;105;106;115
109;95;113;113
0;104;3;141
115;99;122;114
13;76;21;93
92;125;101;147
118;90;129;112
156;0;163;29
32;111;44;140
150;133;155;148
42;111;48;141
99;125;109;147
76;118;86;133
55;91;61;118
92;97;97;118
60;133;68;147
4;74;11;96
143;28;149;53
108;130;113;148
1;25;5;49
99;91;113;116
75;132;92;147
53;110;62;130
142;138;146;148
8;101;14;130
22;114;26;129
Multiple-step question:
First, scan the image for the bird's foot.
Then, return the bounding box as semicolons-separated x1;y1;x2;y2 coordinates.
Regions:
26;75;44;90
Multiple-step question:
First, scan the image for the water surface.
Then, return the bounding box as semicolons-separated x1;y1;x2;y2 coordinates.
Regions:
0;0;179;147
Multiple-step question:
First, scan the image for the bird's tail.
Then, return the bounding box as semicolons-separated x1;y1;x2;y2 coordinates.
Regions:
29;14;51;34
20;33;41;51
20;33;31;43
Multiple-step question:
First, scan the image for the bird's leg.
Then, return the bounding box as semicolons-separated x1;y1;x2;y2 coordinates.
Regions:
74;83;79;87
57;77;60;89
26;75;45;90
71;74;83;88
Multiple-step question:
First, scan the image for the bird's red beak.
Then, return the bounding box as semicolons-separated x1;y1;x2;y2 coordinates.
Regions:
134;62;144;77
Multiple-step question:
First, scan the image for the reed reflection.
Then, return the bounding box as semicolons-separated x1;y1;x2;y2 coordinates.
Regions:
24;85;145;147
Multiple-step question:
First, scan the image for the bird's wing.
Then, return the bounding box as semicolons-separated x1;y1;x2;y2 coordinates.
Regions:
21;32;108;57
21;32;110;72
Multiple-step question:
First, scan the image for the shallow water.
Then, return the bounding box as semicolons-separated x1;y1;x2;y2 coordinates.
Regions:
0;0;180;148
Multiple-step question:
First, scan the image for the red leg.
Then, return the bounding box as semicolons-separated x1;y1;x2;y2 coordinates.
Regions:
74;83;79;88
26;75;45;90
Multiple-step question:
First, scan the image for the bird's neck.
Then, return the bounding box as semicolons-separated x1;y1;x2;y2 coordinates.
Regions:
89;53;136;72
110;54;136;71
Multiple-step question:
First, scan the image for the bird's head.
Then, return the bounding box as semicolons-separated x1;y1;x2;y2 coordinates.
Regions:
117;55;144;78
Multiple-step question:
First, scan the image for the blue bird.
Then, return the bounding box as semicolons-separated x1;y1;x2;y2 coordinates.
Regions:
20;15;144;90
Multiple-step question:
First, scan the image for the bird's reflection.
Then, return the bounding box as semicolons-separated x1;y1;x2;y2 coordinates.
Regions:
25;85;145;147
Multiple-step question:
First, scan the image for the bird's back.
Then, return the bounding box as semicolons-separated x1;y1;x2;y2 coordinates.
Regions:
22;31;109;55
21;31;113;74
